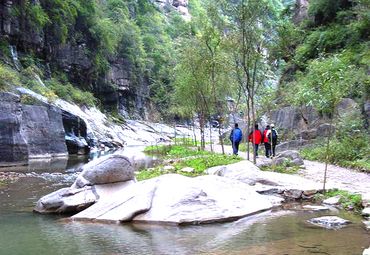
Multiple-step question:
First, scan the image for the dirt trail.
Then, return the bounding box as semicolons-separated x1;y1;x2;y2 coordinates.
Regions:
206;144;370;196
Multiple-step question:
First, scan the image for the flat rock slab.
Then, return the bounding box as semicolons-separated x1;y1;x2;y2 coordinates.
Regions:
207;161;324;198
73;174;273;225
307;216;351;229
302;205;330;211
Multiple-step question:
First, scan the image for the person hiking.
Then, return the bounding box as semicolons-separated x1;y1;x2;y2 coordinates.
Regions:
270;124;279;157
229;123;243;155
263;125;272;158
248;124;262;157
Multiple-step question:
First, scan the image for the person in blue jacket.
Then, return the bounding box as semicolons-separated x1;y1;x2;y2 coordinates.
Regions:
229;123;243;155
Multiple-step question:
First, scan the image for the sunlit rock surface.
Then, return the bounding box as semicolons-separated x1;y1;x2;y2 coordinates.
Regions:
207;160;324;200
72;174;273;225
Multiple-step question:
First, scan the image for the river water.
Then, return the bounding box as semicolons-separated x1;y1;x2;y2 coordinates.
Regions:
0;149;369;255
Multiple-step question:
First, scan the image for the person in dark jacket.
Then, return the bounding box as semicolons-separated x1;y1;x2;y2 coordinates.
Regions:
270;124;279;157
263;125;271;158
229;123;243;155
248;124;262;157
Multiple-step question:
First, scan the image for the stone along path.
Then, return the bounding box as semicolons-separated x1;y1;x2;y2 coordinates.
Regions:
206;144;370;196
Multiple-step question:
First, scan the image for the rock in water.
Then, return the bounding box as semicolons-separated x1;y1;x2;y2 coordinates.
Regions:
307;216;351;229
34;153;136;214
72;154;135;189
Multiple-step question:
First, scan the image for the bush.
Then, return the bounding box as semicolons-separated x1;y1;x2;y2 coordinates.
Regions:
300;134;370;172
0;63;20;90
46;78;98;106
324;189;363;212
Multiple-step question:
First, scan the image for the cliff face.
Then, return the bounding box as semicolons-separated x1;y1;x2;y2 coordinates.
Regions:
0;0;188;120
0;92;67;165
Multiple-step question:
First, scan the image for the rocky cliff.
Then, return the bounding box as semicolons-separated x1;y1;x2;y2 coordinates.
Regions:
0;0;189;120
0;92;67;165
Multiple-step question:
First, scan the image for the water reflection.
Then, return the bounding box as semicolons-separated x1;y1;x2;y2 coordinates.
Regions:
0;147;369;255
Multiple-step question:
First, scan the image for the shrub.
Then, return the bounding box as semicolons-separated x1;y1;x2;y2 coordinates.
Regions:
324;189;363;212
0;63;20;90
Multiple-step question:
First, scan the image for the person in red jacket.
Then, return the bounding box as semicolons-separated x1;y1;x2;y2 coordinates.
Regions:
248;124;262;157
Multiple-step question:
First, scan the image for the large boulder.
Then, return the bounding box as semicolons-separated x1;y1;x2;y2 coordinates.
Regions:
34;153;136;214
72;154;135;189
72;174;273;224
34;181;135;214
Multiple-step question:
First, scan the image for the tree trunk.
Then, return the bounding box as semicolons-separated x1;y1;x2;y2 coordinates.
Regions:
323;116;334;192
246;96;250;160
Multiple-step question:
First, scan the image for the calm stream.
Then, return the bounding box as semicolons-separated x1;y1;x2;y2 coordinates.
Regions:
0;148;369;255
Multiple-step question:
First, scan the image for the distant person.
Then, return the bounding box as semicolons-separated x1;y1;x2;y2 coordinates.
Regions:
229;123;243;155
248;124;262;157
263;125;271;158
270;124;279;157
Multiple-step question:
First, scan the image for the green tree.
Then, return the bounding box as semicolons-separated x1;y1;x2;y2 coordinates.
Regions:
293;53;368;190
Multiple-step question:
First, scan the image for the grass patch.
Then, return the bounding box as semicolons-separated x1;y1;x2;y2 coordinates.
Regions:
316;189;363;213
144;145;212;158
175;154;241;174
138;145;242;181
260;159;300;174
300;136;370;172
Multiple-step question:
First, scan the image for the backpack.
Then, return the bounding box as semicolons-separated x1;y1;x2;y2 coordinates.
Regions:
269;129;278;143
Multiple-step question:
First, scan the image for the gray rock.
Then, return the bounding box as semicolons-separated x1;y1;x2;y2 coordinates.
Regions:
307;216;351;229
207;161;322;196
276;139;309;151
363;221;370;230
0;92;68;164
34;181;135;214
71;174;273;224
302;205;330;211
277;150;300;160
21;105;67;158
0;92;28;163
362;193;370;207
72;153;135;189
362;207;370;217
34;187;97;214
299;128;318;140
336;98;360;118
133;174;273;225
283;189;303;200
363;247;370;255
317;123;335;137
323;196;341;205
293;0;309;24
270;106;319;132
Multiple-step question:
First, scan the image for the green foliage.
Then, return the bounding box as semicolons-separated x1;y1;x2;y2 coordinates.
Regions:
26;2;50;29
260;160;300;174
137;152;241;181
139;144;242;180
292;54;366;115
324;189;363;212
46;78;98;106
308;0;351;26
0;63;20;90
176;154;241;173
144;145;212;158
300;134;370;172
